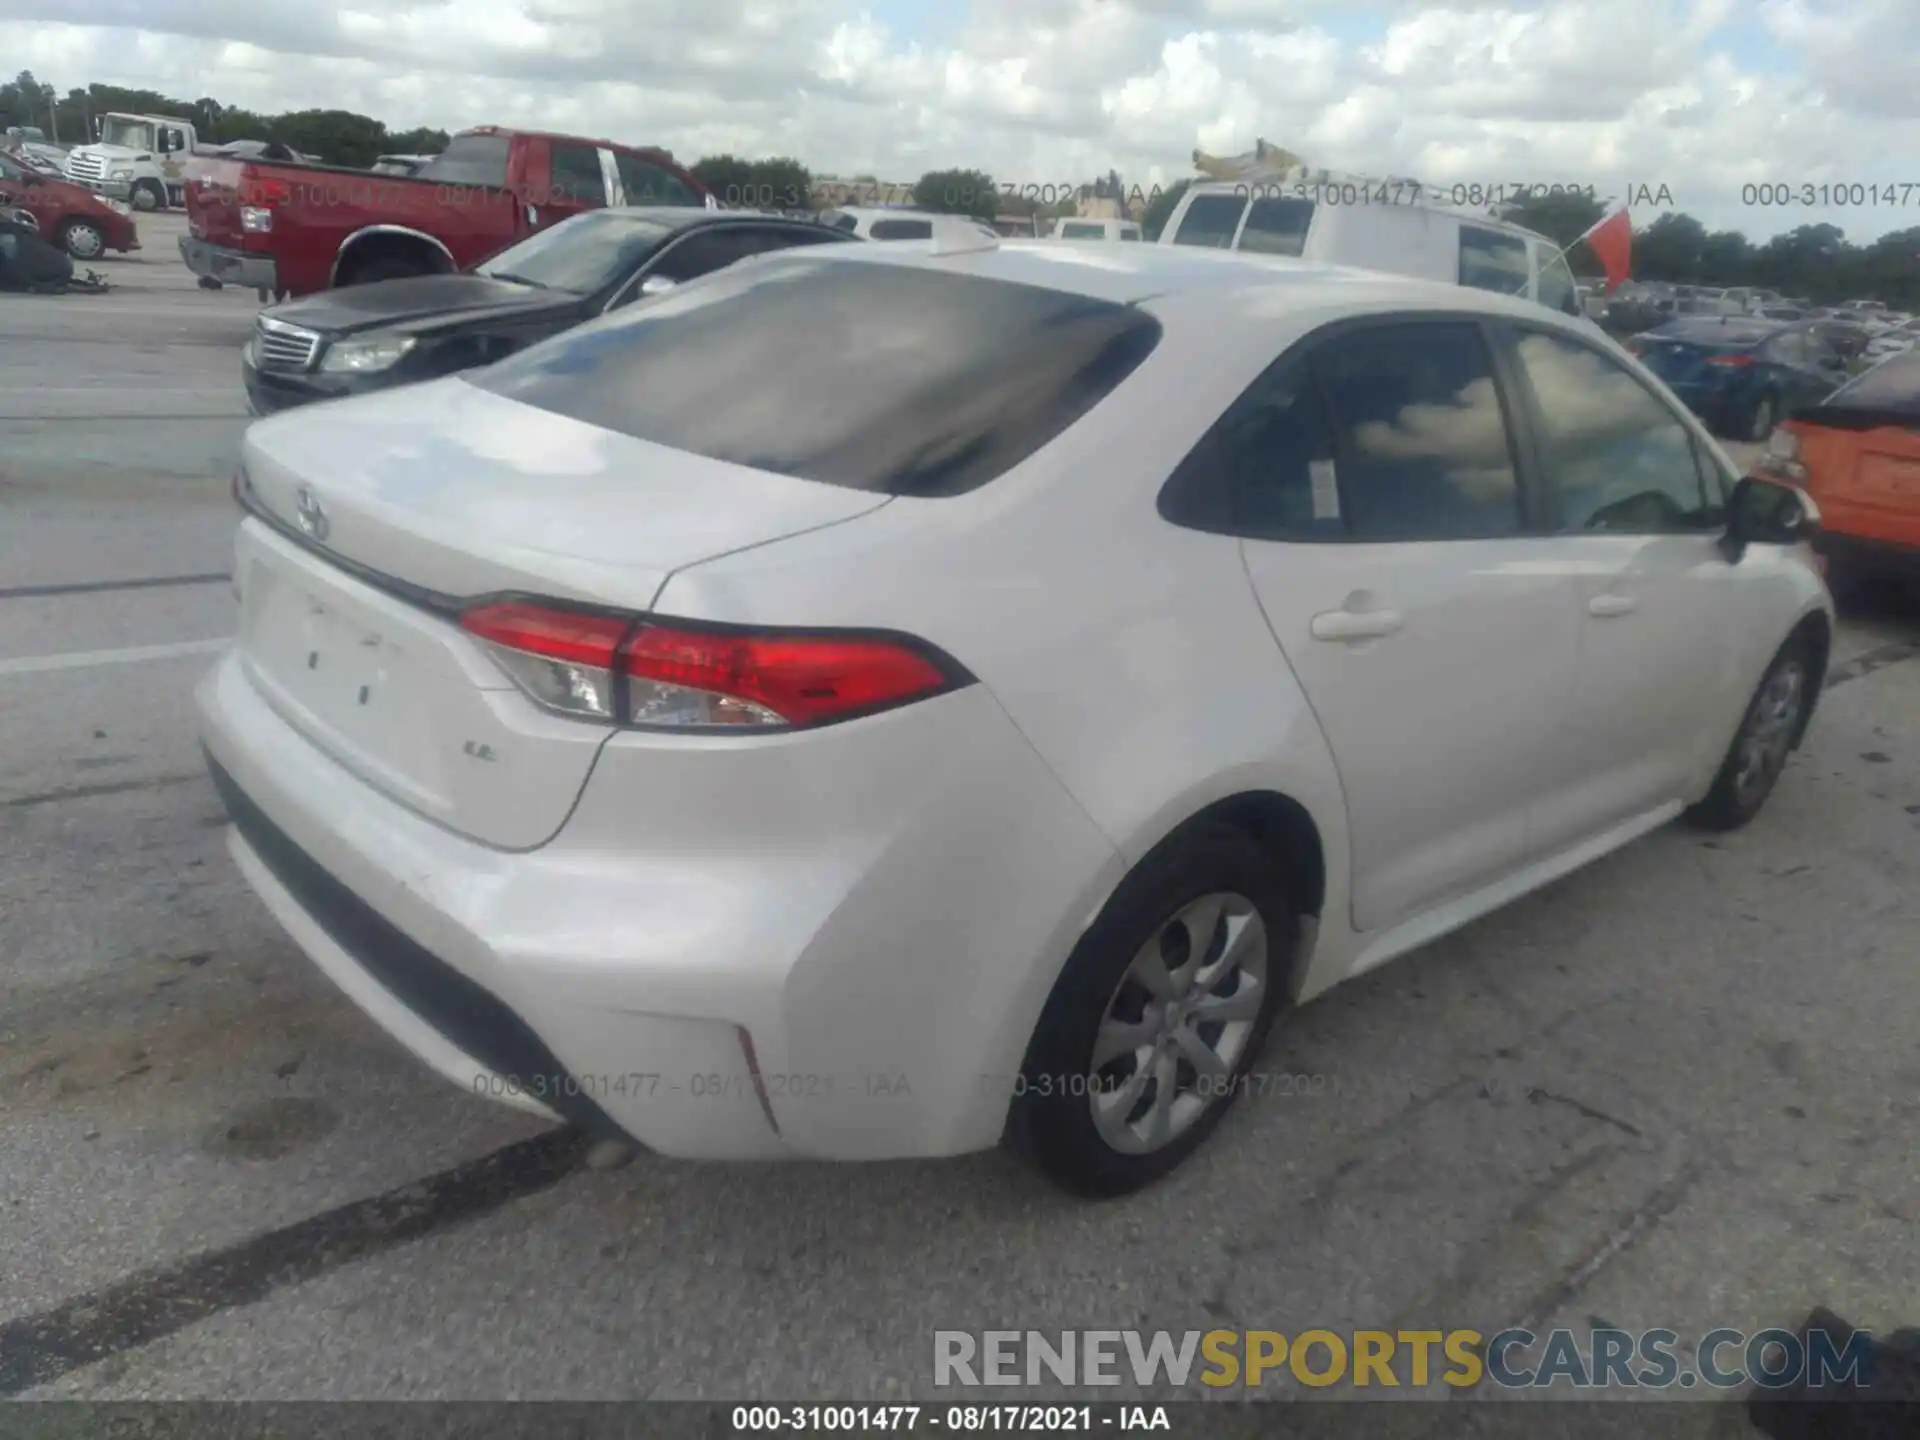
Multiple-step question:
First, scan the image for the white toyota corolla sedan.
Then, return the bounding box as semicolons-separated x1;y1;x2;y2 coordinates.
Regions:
200;236;1832;1196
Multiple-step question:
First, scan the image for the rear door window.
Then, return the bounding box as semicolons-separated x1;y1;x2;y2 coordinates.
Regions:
418;134;511;188
1169;193;1247;249
549;143;607;206
475;260;1163;497
616;154;702;207
1236;197;1314;257
1459;225;1531;296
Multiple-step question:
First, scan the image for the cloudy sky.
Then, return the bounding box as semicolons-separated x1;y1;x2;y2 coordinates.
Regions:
3;0;1916;240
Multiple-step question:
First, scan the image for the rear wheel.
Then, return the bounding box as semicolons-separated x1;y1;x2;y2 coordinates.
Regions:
58;219;107;260
130;180;164;213
1685;638;1814;832
1008;825;1294;1197
341;253;434;286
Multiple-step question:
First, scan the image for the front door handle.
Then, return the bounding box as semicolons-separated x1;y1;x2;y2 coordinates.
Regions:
1587;593;1639;618
1310;608;1404;642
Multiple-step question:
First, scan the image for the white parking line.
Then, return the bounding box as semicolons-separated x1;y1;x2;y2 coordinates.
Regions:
0;638;230;678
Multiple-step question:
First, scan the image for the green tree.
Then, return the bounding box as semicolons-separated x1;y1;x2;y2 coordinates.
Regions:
1634;212;1709;282
914;167;997;220
691;153;756;207
1498;189;1605;251
1141;178;1190;241
748;156;813;211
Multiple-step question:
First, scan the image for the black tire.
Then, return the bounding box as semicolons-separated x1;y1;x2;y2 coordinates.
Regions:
1007;824;1295;1198
1685;635;1816;832
342;254;430;286
130;180;164;213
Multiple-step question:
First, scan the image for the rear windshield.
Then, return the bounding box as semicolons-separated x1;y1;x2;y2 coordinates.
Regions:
1170;194;1246;248
474;258;1163;497
1060;222;1105;239
417;134;510;188
1828;350;1920;414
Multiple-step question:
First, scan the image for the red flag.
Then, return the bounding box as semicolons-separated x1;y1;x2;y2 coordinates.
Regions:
1580;208;1632;293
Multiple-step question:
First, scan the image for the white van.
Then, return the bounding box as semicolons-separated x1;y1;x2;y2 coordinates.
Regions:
1050;216;1143;243
1157;177;1582;317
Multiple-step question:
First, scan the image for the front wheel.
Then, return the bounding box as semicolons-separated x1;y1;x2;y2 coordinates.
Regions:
59;219;107;261
129;180;164;213
1685;638;1814;832
1008;825;1294;1197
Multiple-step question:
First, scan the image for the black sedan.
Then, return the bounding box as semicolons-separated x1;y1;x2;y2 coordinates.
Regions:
242;208;858;414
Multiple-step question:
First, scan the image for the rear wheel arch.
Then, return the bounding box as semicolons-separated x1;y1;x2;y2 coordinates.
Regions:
332;227;455;287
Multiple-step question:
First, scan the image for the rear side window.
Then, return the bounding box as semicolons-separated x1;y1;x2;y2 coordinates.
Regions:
1060;222;1104;239
1119;228;1141;241
1459;225;1530;296
824;210;860;232
617;154;701;206
475;260;1163;497
417;134;511;188
870;218;933;240
1170;194;1247;249
1163;321;1521;541
1237;197;1313;257
549;143;607;206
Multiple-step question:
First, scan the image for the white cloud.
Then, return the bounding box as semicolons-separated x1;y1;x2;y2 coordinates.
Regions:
3;0;1916;239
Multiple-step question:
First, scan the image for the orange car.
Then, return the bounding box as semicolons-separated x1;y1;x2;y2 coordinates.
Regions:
1755;348;1920;586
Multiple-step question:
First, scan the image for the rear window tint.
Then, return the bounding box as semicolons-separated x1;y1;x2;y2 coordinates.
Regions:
417;134;510;188
474;259;1163;497
1170;194;1247;248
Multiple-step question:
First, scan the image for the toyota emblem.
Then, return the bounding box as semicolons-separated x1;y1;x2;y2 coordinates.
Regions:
294;485;330;542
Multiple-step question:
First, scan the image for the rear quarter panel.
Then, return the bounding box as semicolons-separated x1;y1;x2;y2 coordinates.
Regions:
652;292;1361;997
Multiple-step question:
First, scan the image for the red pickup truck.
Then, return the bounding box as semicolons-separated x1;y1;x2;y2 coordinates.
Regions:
181;127;710;298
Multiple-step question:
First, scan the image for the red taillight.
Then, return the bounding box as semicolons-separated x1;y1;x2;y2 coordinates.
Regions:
459;601;961;730
620;623;954;729
239;176;294;206
461;602;630;669
1706;353;1756;368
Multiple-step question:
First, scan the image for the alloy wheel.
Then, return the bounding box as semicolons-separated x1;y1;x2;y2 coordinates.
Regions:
1732;659;1805;808
1088;891;1267;1155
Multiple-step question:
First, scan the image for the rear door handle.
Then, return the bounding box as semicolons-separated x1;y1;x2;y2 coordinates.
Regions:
1310;608;1404;642
1587;593;1639;618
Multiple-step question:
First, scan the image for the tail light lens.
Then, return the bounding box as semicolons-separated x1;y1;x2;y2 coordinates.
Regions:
1706;353;1756;367
459;601;965;731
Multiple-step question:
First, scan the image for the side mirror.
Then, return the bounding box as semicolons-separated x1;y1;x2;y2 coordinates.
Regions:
638;274;677;297
1721;474;1820;563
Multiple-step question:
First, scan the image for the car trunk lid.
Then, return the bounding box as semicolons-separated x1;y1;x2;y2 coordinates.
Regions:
233;377;891;847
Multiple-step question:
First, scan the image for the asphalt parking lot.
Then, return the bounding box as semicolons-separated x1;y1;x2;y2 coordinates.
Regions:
2;212;1917;1418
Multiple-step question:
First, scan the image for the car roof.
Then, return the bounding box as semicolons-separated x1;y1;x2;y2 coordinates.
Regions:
758;237;1578;321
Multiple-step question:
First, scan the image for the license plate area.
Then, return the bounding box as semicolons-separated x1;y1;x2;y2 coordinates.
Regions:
240;559;446;806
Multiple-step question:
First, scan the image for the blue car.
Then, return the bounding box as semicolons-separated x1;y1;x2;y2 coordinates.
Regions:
1629;317;1850;441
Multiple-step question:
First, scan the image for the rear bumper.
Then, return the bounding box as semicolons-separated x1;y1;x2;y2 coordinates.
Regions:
180;235;277;290
197;643;1121;1161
